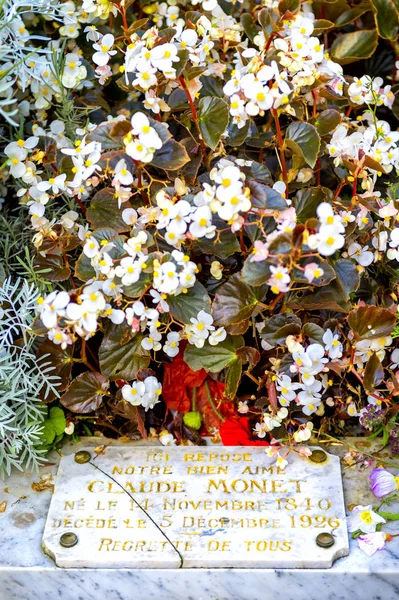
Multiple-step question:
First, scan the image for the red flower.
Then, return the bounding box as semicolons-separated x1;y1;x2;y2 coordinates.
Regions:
219;417;270;446
162;344;207;412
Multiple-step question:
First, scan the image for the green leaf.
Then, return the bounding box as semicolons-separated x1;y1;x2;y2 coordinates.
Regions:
225;121;250;147
330;30;378;65
150;139;190;170
225;358;243;399
123;270;152;298
249;180;288;210
34;250;70;282
198;97;229;150
48;407;67;436
197;216;240;258
212;273;266;326
168;281;211;324
286;281;351;312
241;13;261;40
242;255;271;286
87;121;127;149
199;75;225;98
260;314;302;347
99;322;150;381
39;407;66;447
312;19;334;34
348;306;396;340
60;372;109;413
312;109;342;136
370;0;399;39
335;5;371;27
294;187;329;222
87;188;131;233
278;0;300;13
285;122;321;168
184;335;244;373
364;353;384;391
302;322;325;344
334;258;360;299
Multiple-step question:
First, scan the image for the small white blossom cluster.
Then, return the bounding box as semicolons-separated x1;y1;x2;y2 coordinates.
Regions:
121;376;162;411
255;407;288;437
121;24;214;114
348;76;394;108
223;11;343;127
123;112;162;163
193;160;251;232
256;329;344;438
328;115;399;174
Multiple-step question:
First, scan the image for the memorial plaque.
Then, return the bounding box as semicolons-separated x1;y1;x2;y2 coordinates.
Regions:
42;446;349;568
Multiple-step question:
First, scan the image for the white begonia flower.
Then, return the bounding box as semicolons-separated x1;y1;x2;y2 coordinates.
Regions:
65;302;98;333
304;262;324;283
141;328;162;351
84;25;101;42
83;237;100;258
323;329;343;360
190;310;215;340
37;291;70;329
347;402;359;417
141;376;162;410
268;265;291;294
390;348;399;369
122;381;146;405
348;243;374;267
62;54;86;88
348;505;386;534
124;138;154;163
208;327;227;346
317;225;345;256
189;205;216;239
276;375;300;403
150;43;179;72
79;289;106;313
92;34;117;66
159;430;175;446
163;331;180;357
114;159;133;186
150;289;169;312
131;112;163;150
103;305;125;325
48;328;72;350
5;146;27;178
60;211;79;229
156;261;179;294
132;301;158;323
122;208;138;226
37;174;67;195
115;256;142;286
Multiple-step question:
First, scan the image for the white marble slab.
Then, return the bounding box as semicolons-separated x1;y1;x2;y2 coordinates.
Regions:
1;438;399;600
41;446;348;569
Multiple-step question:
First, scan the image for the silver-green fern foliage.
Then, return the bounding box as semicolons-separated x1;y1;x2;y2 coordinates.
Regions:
0;278;60;477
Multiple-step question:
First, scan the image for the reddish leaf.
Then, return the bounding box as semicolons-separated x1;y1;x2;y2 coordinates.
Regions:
60;372;109;413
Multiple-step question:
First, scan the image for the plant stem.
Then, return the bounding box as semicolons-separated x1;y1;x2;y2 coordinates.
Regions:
272;109;288;186
178;75;209;169
204;381;225;422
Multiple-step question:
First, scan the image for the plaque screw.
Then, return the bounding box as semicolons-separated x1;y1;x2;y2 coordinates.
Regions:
220;517;230;526
74;450;91;464
60;532;78;548
309;449;328;463
316;532;335;548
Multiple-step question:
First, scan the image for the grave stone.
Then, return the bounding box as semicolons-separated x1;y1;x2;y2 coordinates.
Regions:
42;445;348;568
